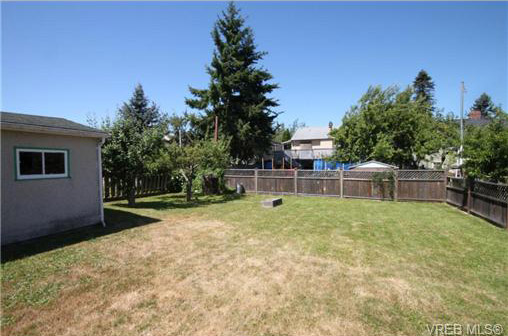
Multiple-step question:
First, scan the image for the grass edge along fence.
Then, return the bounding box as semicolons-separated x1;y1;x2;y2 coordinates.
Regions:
224;169;508;229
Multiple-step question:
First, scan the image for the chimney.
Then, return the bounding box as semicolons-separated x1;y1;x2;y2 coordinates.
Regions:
328;121;333;130
468;110;482;120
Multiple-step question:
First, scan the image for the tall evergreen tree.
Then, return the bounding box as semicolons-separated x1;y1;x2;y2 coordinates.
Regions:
413;70;435;108
471;93;496;118
186;2;279;163
120;84;161;129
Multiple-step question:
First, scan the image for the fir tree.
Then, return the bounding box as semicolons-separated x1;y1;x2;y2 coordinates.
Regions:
186;2;279;163
413;70;435;108
120;84;160;129
471;93;496;118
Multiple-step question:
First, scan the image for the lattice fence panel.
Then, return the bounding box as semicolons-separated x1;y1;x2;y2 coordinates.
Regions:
473;180;508;202
343;171;376;179
398;170;444;180
448;177;466;189
298;170;341;178
258;170;295;177
224;169;255;176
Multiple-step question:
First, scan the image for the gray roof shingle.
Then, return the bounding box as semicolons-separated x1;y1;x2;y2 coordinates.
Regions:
291;127;331;141
0;111;107;137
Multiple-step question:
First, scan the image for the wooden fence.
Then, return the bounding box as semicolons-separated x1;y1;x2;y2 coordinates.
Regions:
446;178;508;228
224;169;447;201
103;174;170;201
225;169;508;228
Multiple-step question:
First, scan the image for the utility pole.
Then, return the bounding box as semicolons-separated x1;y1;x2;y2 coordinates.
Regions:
459;81;466;172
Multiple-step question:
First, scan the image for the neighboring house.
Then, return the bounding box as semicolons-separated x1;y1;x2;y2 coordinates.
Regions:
349;161;398;171
1;111;108;245
261;142;285;169
464;109;491;127
284;124;335;169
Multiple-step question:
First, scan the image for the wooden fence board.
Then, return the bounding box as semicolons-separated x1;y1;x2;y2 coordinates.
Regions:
221;169;507;228
445;178;507;228
103;174;170;201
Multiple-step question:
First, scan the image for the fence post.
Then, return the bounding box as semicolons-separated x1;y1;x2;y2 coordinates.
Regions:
393;170;398;201
506;199;508;230
294;169;298;196
443;170;448;202
254;169;258;194
504;196;508;229
467;179;472;213
339;169;343;198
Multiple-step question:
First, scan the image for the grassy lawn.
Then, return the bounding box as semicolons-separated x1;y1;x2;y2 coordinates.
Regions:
2;194;507;336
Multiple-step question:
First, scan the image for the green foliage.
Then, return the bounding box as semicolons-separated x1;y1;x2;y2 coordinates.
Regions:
102;85;168;205
413;70;435;107
423;110;460;168
464;108;508;182
273;119;305;143
331;85;442;168
471;93;497;119
186;2;279;163
371;171;395;200
120;84;161;128
169;139;231;201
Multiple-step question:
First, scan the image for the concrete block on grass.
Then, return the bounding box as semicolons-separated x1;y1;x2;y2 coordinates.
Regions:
261;198;283;208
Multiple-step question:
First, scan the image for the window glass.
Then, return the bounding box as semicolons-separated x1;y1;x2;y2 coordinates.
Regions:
44;152;65;174
19;151;43;175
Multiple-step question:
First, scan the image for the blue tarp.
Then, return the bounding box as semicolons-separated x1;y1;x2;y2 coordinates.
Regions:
313;160;355;171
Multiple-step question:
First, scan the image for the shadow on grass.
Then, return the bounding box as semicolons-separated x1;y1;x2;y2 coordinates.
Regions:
1;208;160;263
113;192;243;210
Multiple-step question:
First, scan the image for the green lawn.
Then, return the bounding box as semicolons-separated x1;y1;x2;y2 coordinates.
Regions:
2;194;507;336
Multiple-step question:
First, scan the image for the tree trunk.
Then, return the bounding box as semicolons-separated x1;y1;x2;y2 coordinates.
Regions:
127;186;136;206
185;179;192;202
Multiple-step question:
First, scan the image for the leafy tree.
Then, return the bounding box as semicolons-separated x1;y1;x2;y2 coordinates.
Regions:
470;93;497;118
331;85;437;168
413;70;435;108
186;2;279;163
169;140;231;201
422;110;460;168
102;86;167;206
273;119;306;143
464;107;508;182
167;112;190;147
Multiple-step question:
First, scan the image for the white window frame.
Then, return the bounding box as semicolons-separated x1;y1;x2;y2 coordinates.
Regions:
16;148;69;180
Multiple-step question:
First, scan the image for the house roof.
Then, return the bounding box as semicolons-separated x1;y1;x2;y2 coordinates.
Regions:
0;111;107;138
349;160;398;169
291;127;331;141
464;118;491;127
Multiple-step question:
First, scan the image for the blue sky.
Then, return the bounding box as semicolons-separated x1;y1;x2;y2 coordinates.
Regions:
2;1;507;128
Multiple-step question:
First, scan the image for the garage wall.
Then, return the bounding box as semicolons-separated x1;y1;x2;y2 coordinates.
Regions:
1;130;102;244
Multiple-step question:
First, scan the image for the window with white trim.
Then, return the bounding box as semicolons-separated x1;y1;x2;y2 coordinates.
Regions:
16;148;69;180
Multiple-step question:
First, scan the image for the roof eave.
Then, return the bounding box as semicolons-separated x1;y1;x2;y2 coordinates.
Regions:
290;137;332;141
1;122;108;139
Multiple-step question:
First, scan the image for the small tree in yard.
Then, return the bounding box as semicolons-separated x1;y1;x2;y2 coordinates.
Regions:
102;85;167;206
170;140;230;202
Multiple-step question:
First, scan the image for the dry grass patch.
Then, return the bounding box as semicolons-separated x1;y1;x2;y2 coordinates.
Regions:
2;194;507;336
